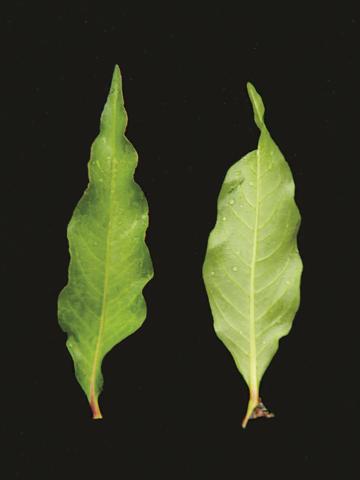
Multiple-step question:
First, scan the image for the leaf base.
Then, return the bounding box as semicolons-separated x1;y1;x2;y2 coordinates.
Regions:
242;397;274;428
90;396;103;420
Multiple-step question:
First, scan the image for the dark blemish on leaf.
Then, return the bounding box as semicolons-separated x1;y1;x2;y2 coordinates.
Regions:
249;398;275;421
228;177;244;194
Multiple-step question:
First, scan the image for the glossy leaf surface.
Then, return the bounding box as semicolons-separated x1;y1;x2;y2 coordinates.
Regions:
203;83;302;427
58;66;153;418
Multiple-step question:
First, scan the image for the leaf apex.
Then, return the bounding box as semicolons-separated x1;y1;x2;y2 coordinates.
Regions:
246;81;254;91
110;64;123;94
246;81;265;130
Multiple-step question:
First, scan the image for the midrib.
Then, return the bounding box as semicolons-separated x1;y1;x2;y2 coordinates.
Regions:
89;93;118;401
249;148;261;397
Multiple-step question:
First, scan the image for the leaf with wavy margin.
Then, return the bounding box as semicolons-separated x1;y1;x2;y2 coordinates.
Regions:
58;65;153;418
203;83;302;427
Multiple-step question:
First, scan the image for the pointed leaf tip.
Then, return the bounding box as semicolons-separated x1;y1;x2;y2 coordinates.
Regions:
110;64;122;94
113;64;121;77
246;82;265;129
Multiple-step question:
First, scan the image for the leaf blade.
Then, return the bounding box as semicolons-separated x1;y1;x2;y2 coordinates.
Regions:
58;65;153;418
203;83;302;427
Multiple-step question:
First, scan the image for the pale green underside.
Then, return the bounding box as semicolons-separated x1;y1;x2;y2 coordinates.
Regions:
203;83;302;393
58;66;153;406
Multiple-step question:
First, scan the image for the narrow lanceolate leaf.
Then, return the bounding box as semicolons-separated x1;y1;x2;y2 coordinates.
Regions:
203;83;302;428
58;65;153;419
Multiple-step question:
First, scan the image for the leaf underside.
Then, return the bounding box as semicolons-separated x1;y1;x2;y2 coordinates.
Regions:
58;65;153;418
203;83;302;428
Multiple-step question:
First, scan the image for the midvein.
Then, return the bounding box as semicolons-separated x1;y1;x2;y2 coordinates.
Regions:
249;147;261;397
89;92;118;399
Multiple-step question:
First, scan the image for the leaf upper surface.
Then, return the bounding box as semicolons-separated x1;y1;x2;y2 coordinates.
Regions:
58;66;153;418
203;83;302;427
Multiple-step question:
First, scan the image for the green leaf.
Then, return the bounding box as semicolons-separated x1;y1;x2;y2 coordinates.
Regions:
58;65;153;419
203;83;302;428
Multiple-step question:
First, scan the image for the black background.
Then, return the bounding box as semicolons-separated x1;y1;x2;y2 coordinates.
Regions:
2;2;359;478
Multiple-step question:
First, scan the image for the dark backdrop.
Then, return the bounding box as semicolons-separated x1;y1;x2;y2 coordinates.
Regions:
2;2;358;478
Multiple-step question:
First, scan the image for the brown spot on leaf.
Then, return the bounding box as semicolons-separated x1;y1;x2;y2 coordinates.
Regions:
249;398;275;420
